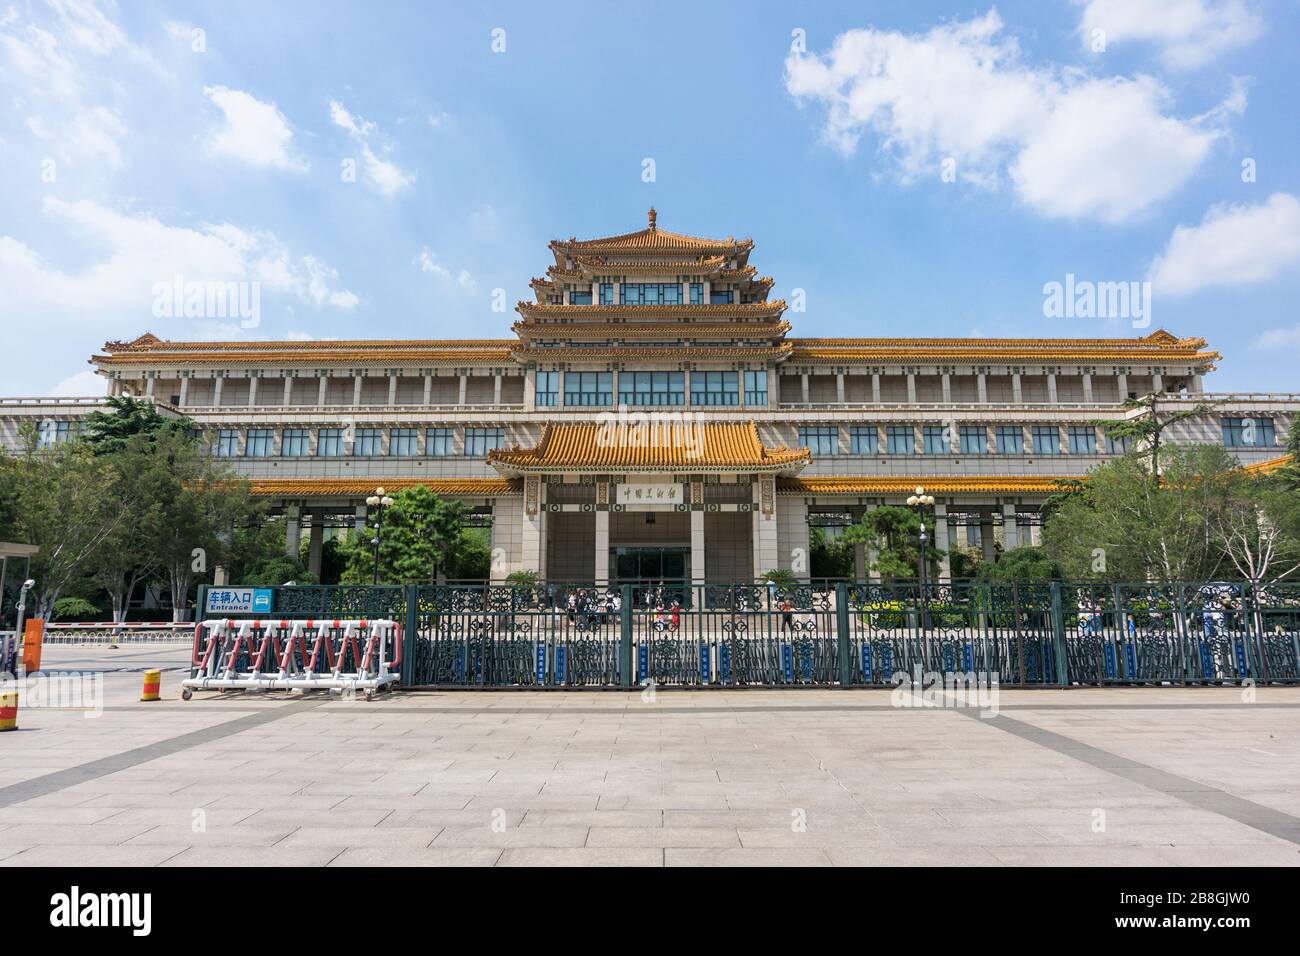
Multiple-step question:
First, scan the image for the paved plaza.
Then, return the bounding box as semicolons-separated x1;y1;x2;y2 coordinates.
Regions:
1;643;1299;867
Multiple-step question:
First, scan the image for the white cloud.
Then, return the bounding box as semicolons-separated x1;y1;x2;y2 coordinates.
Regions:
203;85;306;172
0;197;358;315
1148;193;1300;295
1254;326;1300;356
785;9;1235;223
416;247;478;294
1076;0;1264;70
50;369;106;396
330;99;415;196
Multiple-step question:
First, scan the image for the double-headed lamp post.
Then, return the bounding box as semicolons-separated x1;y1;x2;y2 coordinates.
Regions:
365;487;395;585
906;486;936;631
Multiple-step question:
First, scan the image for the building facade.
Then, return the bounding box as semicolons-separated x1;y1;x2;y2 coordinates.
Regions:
2;210;1295;584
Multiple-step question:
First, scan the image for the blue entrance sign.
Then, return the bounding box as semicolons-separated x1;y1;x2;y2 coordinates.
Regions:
204;587;273;615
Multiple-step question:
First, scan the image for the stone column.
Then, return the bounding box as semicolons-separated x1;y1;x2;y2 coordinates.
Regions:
977;373;987;404
1047;372;1057;404
423;374;433;405
317;376;328;407
1082;373;1093;404
691;510;705;585
835;372;845;404
1001;502;1020;550
594;509;610;586
145;376;155;398
387;374;398;406
934;504;951;582
352;375;362;406
941;373;951;403
523;369;536;407
751;477;778;581
800;373;810;404
307;510;324;579
1011;373;1022;403
906;373;917;404
871;373;881;403
850;506;866;583
213;376;224;406
285;504;301;557
493;374;503;405
248;375;258;407
1117;371;1129;400
458;374;468;406
521;477;545;575
283;377;293;406
1152;372;1164;394
178;377;189;407
354;504;367;535
980;517;996;562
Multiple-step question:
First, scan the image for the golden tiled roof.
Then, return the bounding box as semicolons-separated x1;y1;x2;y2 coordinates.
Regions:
549;209;753;255
512;320;790;340
247;477;518;497
511;344;792;362
95;334;515;368
488;422;810;475
569;256;729;275
1240;454;1295;476
517;301;785;319
778;476;1078;495
787;330;1218;365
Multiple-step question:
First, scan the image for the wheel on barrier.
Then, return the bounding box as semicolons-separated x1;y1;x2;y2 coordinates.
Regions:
181;688;193;701
364;689;374;702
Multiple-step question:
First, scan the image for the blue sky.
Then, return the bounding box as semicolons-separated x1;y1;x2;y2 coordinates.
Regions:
2;0;1298;394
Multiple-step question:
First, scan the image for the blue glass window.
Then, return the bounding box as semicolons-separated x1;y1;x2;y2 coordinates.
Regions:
426;428;454;456
996;426;1023;454
213;429;240;458
465;427;504;456
1106;434;1128;454
744;370;768;405
620;283;682;305
282;429;310;457
960;426;987;455
598;284;614;305
569;288;592;305
709;288;734;304
689;283;703;304
618;371;685;406
389;428;419;456
690;371;739;406
353;428;382;457
1032;426;1060;456
564;372;612;407
923;425;948;455
317;429;343;457
886;426;914;455
849;426;878;455
1222;417;1276;448
535;371;559;407
1068;426;1097;455
798;426;839;456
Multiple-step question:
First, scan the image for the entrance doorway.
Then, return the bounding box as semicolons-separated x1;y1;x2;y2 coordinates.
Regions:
611;546;690;584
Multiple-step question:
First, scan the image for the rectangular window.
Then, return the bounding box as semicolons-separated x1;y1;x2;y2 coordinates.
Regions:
213;429;240;458
1106;434;1128;454
246;430;274;457
535;371;559;407
464;427;504;456
960;426;987;455
1222;417;1276;448
564;371;612;407
1068;425;1097;455
389;428;419;456
569;288;592;305
744;370;768;406
353;428;382;457
709;288;734;304
923;425;948;455
599;283;614;305
996;426;1023;455
620;283;682;305
36;420;73;448
282;428;310;457
426;428;454;457
689;371;739;407
689;283;703;304
317;428;343;457
618;371;685;406
886;426;914;456
1032;426;1060;456
849;426;878;455
798;426;839;456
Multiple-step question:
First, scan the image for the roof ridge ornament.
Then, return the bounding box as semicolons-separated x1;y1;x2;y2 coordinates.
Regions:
647;207;657;230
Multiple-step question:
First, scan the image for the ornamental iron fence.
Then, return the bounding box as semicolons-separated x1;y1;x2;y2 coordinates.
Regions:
196;580;1300;689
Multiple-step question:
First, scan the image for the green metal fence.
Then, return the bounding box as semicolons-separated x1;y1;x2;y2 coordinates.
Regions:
197;580;1300;689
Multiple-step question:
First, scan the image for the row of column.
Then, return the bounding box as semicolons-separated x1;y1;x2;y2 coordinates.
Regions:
793;370;1196;404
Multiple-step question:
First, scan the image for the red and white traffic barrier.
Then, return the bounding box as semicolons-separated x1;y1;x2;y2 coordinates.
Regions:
182;618;402;700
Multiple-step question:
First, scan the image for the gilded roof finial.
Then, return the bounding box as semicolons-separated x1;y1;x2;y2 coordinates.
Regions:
647;207;657;230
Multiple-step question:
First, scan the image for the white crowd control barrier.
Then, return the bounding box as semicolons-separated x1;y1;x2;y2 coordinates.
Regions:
182;618;402;700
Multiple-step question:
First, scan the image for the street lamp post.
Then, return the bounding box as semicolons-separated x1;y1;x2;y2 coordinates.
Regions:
906;486;935;632
365;487;395;585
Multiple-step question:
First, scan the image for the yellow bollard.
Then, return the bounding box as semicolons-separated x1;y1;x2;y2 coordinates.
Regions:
0;690;17;731
140;669;161;702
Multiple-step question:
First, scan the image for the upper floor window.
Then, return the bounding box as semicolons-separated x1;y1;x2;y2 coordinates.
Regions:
689;283;703;305
922;425;948;455
886;425;914;456
564;371;612;407
710;288;734;304
1106;434;1128;455
960;426;987;455
799;426;839;456
246;429;274;457
744;370;768;406
317;428;343;457
1222;417;1276;448
354;428;382;457
620;283;681;306
599;283;614;305
426;428;454;457
996;426;1023;455
569;286;592;305
465;427;504;456
535;371;559;407
619;371;685;406
389;428;419;457
849;426;878;455
36;420;74;448
690;371;739;407
1032;426;1060;456
1068;426;1097;455
213;429;240;458
282;429;310;457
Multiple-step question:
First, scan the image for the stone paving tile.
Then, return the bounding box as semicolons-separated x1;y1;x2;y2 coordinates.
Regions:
497;848;663;867
431;826;590;848
587;827;741;848
329;846;504;866
160;846;347;867
0;823;158;846
0;844;189;867
278;826;443;848
125;826;298;847
665;847;833;866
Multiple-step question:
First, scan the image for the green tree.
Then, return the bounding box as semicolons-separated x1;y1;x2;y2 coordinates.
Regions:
841;506;944;580
82;395;194;455
1092;393;1218;478
974;545;1062;582
341;486;468;584
1042;445;1237;583
809;526;853;579
1211;472;1300;588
